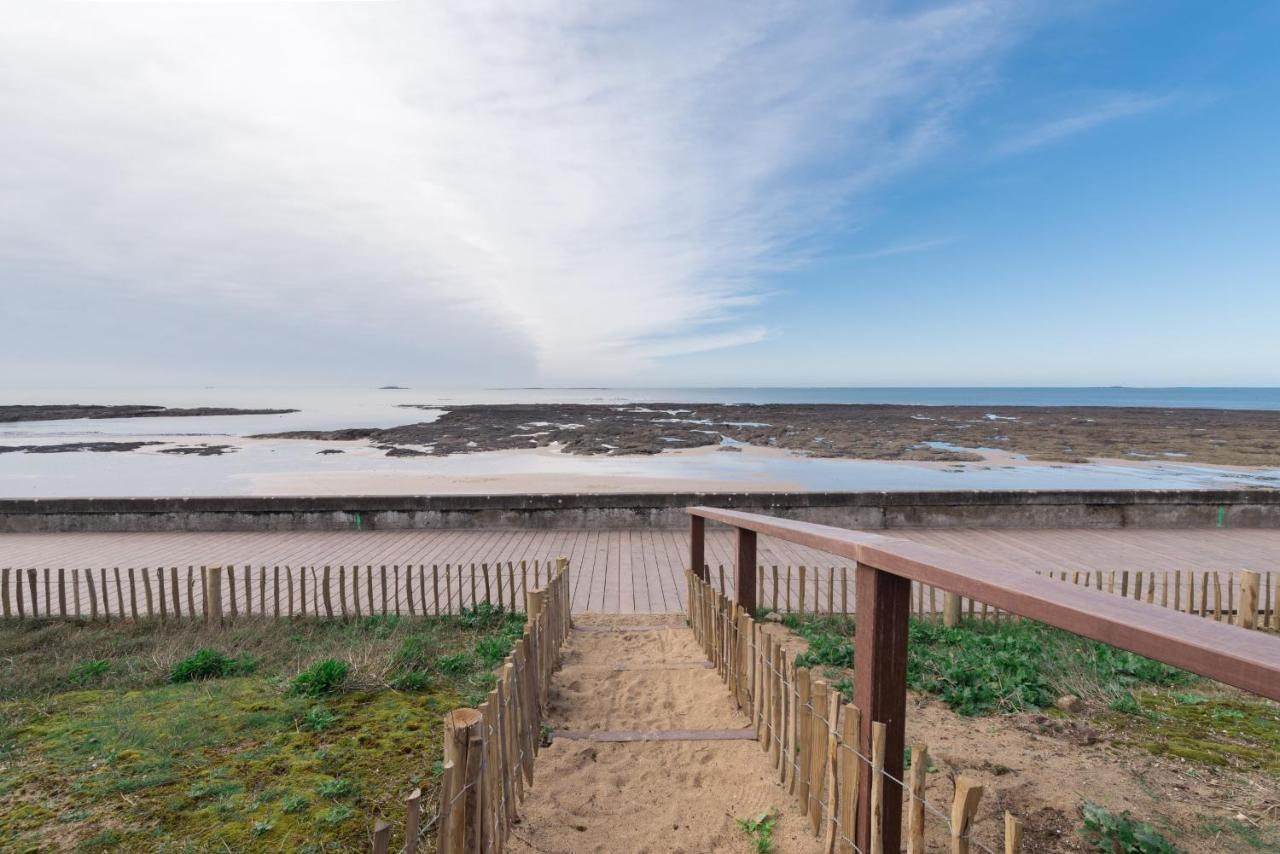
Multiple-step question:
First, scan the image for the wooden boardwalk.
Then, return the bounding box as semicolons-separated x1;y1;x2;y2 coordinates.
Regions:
3;527;1278;614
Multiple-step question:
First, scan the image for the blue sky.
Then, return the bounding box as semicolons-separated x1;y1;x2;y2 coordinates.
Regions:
669;2;1280;386
2;1;1277;388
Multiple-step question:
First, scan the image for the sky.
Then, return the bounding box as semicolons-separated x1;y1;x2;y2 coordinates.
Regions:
1;0;1278;389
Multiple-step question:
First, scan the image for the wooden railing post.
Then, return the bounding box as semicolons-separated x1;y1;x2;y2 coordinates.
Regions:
853;561;910;854
690;514;706;580
736;527;757;613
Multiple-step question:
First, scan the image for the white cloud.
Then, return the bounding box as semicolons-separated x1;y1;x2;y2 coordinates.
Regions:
0;1;1025;384
997;92;1173;155
841;238;954;262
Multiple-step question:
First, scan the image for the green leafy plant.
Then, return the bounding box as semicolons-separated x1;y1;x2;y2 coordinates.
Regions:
389;670;432;691
301;705;338;732
1078;802;1184;853
290;659;349;697
435;652;475;676
475;635;513;666
68;659;110;685
459;602;506;629
1109;693;1143;715
316;778;353;799
252;820;273;836
736;809;779;853
170;649;255;683
281;793;309;814
786;615;1194;717
319;805;355;825
188;778;240;799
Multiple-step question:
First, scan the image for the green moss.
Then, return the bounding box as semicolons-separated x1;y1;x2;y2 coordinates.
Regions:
0;802;55;837
1;681;458;850
0;612;522;852
1115;691;1280;774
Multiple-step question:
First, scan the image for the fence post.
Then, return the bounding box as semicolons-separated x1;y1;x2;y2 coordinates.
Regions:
690;514;706;580
1004;811;1023;853
943;592;961;627
870;720;886;854
950;776;984;854
372;820;391;854
1239;570;1260;629
441;708;483;854
205;565;224;627
907;744;928;854
404;787;421;852
736;527;757;613
853;562;910;854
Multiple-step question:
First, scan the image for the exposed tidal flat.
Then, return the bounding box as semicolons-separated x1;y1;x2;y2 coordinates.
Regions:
1;388;1279;496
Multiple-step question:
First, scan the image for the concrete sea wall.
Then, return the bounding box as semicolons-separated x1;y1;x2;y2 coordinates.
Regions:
2;490;1278;533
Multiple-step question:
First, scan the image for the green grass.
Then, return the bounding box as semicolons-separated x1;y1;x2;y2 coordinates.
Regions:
0;610;526;852
784;613;1194;716
782;613;1280;777
1199;816;1280;852
171;647;256;683
290;658;349;696
1078;802;1185;853
66;659;110;686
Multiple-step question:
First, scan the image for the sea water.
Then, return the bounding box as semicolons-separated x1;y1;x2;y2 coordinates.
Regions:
2;387;1278;497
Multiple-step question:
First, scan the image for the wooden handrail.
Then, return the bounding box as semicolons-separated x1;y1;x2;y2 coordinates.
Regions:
690;505;1280;853
688;506;1280;701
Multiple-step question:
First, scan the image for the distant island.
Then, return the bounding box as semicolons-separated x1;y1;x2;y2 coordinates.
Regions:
378;386;409;390
0;405;297;424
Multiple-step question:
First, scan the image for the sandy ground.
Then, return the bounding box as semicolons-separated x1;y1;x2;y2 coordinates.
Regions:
244;443;804;495
244;442;1280;495
507;614;824;854
247;468;801;495
758;627;1280;853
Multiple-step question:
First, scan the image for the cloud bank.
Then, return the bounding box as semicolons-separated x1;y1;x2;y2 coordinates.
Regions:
0;1;1024;385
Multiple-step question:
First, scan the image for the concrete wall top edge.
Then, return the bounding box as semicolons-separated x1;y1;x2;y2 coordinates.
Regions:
2;489;1278;516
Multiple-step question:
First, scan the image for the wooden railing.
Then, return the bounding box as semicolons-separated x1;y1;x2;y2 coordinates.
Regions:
688;507;1280;854
423;559;571;854
688;570;1017;853
696;562;1277;629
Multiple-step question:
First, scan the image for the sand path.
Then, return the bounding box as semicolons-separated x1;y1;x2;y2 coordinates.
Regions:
507;613;823;854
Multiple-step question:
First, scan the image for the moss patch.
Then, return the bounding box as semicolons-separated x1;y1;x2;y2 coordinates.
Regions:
1;609;524;851
1107;690;1280;775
